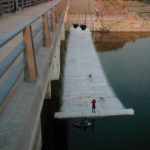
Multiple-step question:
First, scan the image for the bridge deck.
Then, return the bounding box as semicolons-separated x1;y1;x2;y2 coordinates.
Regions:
0;1;55;35
54;27;134;119
0;0;56;85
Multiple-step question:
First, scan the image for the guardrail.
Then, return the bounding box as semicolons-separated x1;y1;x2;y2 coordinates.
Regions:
0;0;15;16
15;0;51;10
0;0;68;110
0;0;55;17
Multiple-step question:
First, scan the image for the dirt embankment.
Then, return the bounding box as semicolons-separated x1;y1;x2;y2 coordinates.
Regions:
94;0;150;32
67;0;150;32
95;0;129;16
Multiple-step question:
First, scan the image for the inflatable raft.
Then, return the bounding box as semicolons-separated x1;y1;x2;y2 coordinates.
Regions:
74;121;95;128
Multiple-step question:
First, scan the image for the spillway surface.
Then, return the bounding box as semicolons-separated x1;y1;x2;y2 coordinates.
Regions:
54;27;134;119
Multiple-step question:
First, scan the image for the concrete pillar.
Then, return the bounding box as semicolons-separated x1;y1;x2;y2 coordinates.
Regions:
45;81;51;100
60;22;65;41
49;37;60;81
15;0;19;10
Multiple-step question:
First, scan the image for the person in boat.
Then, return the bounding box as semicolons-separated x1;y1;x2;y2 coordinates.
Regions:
91;99;96;113
73;119;95;128
84;118;88;125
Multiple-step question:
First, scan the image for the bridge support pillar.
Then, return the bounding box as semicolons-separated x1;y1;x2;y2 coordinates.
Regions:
45;35;61;100
60;22;65;41
45;81;51;99
49;38;60;81
15;0;19;10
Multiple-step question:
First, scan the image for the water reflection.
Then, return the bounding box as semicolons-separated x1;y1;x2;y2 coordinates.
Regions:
93;32;150;150
93;32;150;51
95;32;150;109
41;100;68;150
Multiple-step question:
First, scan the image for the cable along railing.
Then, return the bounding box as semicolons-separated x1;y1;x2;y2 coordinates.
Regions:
0;0;68;111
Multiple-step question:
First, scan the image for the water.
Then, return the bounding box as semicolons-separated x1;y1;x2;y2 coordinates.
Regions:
41;32;150;150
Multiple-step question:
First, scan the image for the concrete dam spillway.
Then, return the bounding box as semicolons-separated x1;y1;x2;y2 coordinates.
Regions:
54;26;134;119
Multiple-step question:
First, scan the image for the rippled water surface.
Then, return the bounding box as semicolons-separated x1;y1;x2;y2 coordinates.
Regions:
41;32;150;150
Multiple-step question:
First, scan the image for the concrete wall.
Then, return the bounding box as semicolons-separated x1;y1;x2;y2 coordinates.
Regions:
0;22;65;150
45;22;65;99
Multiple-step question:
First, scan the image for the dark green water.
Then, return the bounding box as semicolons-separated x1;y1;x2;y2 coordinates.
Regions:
41;32;150;150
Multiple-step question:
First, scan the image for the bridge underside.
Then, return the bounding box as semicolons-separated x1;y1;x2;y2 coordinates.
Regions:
54;27;134;119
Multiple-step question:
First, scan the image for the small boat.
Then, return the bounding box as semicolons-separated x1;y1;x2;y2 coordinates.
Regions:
74;121;95;128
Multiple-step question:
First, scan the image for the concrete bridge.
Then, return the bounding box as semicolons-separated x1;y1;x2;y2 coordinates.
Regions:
0;0;69;150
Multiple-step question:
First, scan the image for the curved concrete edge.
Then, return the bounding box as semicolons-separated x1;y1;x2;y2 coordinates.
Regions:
54;108;134;119
100;108;134;117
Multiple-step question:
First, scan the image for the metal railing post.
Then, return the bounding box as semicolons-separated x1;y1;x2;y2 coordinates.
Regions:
15;0;19;10
23;25;37;80
42;13;51;47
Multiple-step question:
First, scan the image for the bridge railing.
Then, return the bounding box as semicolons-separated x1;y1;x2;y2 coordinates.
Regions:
0;0;53;17
16;0;49;9
0;0;15;16
0;0;68;112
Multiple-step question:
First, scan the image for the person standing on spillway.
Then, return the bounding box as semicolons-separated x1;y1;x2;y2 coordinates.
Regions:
91;99;96;113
